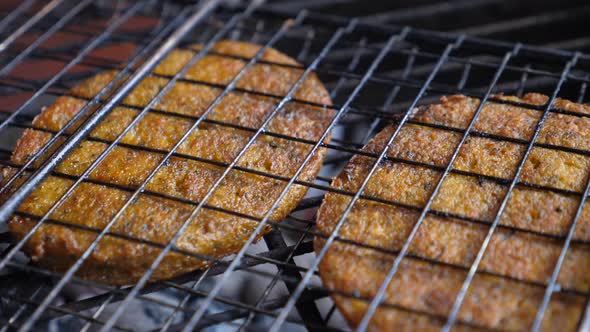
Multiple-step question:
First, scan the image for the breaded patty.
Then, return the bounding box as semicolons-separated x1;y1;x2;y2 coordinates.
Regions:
2;40;333;285
316;94;590;331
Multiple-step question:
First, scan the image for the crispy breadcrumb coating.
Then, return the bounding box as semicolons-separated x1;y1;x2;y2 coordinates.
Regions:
316;94;590;331
3;40;333;285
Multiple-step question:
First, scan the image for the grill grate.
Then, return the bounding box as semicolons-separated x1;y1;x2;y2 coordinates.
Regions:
0;0;589;331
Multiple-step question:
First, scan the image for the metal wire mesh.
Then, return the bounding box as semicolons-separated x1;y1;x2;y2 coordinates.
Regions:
0;0;589;331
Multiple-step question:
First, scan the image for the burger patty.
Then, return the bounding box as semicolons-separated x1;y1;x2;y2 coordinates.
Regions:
316;94;590;331
2;40;333;285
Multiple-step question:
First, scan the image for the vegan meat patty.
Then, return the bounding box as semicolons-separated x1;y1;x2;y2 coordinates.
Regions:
316;94;590;331
3;40;333;285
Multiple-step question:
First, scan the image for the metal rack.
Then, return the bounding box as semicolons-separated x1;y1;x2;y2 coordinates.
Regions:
0;0;589;331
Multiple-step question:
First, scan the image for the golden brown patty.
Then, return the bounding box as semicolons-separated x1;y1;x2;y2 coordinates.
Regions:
2;40;333;285
316;94;590;331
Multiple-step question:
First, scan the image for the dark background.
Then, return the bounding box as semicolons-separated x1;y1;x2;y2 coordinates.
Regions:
266;0;590;52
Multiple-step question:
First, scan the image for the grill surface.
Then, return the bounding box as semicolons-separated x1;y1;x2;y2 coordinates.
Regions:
0;0;589;331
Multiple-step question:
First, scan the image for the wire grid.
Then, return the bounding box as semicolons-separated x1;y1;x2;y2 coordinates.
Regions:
0;0;589;331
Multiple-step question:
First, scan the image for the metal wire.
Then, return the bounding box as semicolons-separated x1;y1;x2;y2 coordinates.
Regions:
96;8;341;332
182;26;354;332
0;0;65;54
356;41;517;331
268;27;419;332
104;11;342;332
0;0;188;272
1;1;590;331
11;2;230;331
0;0;154;195
527;70;586;331
3;107;590;255
0;0;36;36
241;226;320;331
442;52;581;332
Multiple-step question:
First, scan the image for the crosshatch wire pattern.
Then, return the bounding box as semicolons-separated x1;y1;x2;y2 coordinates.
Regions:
0;0;590;331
